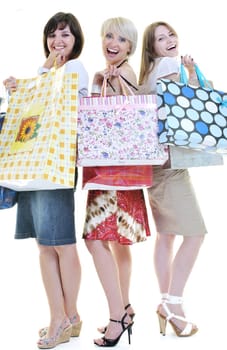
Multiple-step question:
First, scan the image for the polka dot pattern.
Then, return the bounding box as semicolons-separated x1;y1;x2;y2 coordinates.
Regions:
157;79;227;152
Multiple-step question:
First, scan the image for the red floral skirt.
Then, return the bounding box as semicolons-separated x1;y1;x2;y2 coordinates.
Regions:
83;189;151;245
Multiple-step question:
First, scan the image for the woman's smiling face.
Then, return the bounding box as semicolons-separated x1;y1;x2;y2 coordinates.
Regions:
153;25;178;57
47;24;75;60
102;31;131;65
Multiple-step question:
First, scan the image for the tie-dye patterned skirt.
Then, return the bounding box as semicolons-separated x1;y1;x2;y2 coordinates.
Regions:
82;189;151;244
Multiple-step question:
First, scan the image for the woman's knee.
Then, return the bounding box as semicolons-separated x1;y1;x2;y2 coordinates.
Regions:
55;243;77;256
187;234;205;247
156;232;175;247
38;244;56;258
85;239;109;255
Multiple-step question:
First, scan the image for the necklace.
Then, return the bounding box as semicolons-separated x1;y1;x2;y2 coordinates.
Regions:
116;59;128;68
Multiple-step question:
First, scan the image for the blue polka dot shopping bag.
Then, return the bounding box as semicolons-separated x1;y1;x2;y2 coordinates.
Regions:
157;64;227;153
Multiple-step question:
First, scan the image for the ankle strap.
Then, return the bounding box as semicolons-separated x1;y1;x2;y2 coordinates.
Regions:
161;293;169;301
124;303;131;311
166;295;183;304
109;312;128;328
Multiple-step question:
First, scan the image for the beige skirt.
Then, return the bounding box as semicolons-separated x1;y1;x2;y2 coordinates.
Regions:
147;167;207;236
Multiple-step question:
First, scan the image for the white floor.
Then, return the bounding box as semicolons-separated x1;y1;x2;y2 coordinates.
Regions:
0;164;227;349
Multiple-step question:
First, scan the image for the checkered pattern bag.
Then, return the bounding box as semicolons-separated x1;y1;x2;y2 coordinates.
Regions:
0;68;78;191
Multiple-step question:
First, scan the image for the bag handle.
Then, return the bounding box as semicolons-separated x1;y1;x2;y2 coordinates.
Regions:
118;75;136;96
101;75;137;97
180;63;212;89
194;64;211;88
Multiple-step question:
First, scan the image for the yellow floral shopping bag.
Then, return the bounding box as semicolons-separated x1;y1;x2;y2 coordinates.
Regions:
0;67;78;191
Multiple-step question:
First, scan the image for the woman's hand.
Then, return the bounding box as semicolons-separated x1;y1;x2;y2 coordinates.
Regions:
43;50;66;70
181;54;197;79
104;65;122;79
3;76;17;93
181;55;196;78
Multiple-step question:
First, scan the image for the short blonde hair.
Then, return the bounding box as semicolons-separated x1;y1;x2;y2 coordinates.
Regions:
101;17;138;55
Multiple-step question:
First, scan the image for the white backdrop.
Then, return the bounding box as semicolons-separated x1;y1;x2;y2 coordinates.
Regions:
1;0;227;89
1;1;227;349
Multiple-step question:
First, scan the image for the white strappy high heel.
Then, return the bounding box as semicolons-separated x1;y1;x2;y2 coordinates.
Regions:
157;294;198;337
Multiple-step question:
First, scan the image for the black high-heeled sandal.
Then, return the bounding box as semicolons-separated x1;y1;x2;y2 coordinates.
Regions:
124;303;135;321
94;312;133;347
98;304;135;334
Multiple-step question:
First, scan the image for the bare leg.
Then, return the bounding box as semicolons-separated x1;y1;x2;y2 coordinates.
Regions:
85;240;131;344
110;242;134;315
154;233;174;294
85;240;124;318
38;243;81;337
154;233;204;295
38;244;67;337
55;244;81;322
154;233;204;330
169;235;204;296
168;235;204;321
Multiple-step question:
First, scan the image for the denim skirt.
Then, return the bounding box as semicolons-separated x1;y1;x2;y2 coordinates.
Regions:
15;189;76;246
